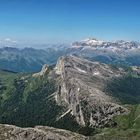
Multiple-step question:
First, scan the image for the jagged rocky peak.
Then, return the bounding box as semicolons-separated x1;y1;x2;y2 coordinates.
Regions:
55;56;65;75
40;64;49;75
33;64;48;77
54;55;128;128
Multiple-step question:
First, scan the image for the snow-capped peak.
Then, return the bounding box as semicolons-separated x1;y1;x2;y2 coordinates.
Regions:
72;38;140;51
82;38;103;45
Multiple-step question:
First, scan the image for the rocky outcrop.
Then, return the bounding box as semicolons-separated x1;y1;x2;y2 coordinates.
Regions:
53;55;128;128
0;124;86;140
33;64;48;77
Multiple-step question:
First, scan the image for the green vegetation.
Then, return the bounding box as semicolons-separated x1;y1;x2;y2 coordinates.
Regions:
0;70;65;127
105;73;140;104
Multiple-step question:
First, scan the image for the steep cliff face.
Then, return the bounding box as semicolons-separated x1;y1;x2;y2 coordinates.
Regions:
54;55;128;128
33;64;49;77
0;124;86;140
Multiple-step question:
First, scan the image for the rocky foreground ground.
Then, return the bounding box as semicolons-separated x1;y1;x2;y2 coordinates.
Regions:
0;124;86;140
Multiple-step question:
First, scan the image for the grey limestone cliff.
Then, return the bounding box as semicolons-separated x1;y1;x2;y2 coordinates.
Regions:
53;55;128;128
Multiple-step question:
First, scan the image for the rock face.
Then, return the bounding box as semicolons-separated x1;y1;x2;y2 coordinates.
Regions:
0;124;86;140
54;55;128;128
33;64;49;77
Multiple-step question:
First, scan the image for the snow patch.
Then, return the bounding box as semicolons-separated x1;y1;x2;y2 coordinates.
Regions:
76;67;87;73
93;71;100;75
57;109;71;120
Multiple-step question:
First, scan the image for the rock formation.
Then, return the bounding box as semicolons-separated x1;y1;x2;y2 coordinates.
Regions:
53;55;128;128
33;64;48;77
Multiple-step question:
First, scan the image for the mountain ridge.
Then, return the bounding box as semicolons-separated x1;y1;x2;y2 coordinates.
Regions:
52;55;129;128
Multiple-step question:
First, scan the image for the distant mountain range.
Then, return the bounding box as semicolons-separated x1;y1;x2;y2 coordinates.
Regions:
0;38;140;72
71;38;140;65
0;46;68;72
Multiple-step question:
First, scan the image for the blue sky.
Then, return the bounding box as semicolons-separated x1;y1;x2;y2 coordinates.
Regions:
0;0;140;43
